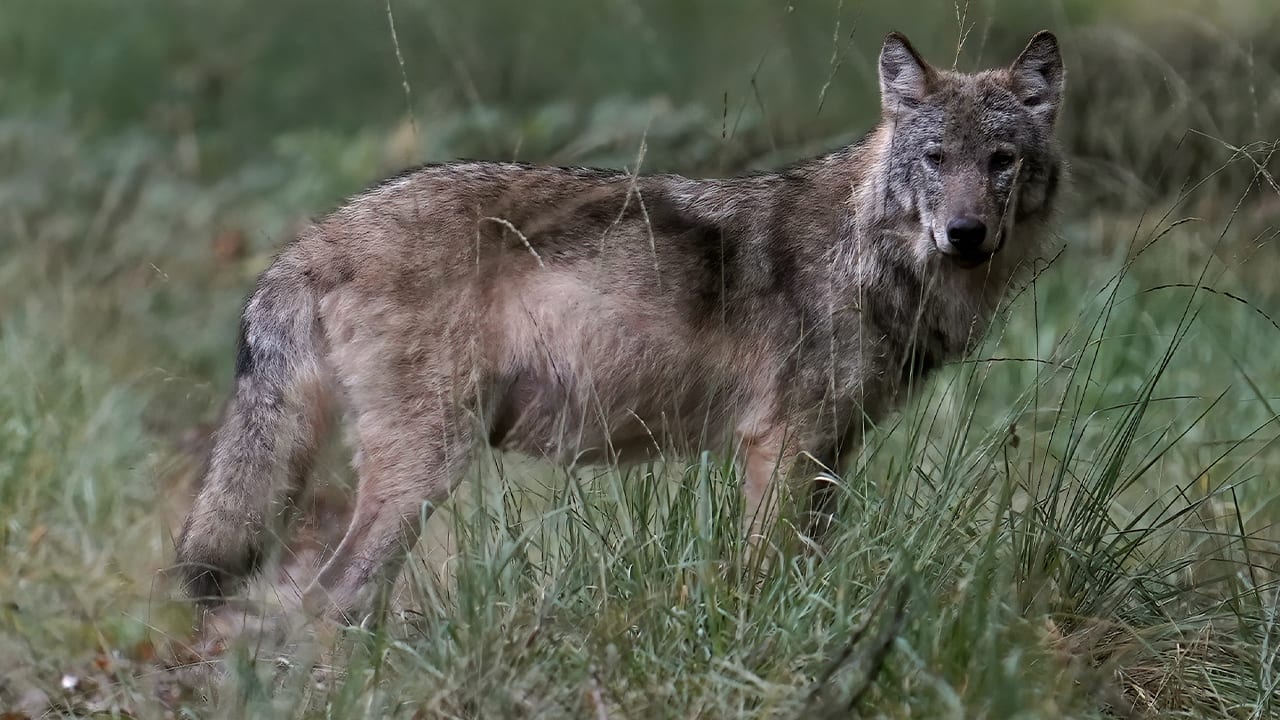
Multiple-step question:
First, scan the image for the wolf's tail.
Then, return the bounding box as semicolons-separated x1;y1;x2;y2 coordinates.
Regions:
176;250;333;604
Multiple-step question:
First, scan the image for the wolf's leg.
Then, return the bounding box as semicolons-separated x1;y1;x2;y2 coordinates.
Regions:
799;457;843;549
303;358;478;623
802;429;862;546
740;426;845;555
739;426;797;551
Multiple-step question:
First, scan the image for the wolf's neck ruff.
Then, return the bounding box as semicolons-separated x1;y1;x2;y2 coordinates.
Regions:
175;31;1065;623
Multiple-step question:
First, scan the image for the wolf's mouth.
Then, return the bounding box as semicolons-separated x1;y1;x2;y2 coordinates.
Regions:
948;250;992;269
933;235;994;269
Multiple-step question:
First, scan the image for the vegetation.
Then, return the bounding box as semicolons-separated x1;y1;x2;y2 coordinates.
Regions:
1;1;1278;717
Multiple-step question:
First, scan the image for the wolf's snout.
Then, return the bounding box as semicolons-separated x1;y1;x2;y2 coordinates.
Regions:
945;216;987;252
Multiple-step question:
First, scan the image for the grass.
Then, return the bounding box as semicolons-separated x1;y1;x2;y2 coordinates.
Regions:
2;1;1279;717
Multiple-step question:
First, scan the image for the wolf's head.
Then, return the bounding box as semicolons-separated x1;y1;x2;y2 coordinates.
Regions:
875;31;1064;269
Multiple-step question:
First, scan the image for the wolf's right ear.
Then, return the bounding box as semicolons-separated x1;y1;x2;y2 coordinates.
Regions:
879;32;934;115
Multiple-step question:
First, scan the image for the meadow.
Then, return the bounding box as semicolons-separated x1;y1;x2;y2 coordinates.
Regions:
1;1;1278;717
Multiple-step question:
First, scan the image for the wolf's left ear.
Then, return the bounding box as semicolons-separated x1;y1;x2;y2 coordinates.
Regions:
1010;31;1064;126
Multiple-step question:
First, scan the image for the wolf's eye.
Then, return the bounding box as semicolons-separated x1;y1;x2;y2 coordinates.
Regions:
923;151;943;169
990;150;1016;172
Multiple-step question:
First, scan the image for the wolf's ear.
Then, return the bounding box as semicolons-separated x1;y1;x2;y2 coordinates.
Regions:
879;32;934;115
1009;31;1064;126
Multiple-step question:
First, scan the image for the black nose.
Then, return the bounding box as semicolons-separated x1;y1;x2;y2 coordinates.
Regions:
946;216;987;251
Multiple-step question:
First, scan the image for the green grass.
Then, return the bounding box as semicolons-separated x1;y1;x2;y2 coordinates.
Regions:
2;1;1279;717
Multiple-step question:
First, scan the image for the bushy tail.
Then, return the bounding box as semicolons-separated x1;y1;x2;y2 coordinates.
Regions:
176;253;332;604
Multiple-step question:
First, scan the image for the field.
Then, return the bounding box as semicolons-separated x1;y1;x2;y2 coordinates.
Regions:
2;1;1279;717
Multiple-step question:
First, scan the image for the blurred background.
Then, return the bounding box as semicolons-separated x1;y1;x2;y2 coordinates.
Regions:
2;0;1279;715
2;0;1276;386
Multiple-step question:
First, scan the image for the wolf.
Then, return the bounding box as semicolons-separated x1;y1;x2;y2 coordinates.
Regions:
175;30;1065;620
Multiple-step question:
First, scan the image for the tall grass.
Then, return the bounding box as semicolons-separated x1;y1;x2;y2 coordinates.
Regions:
1;1;1278;717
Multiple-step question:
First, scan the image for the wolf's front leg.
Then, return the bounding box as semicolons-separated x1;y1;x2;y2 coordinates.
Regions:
739;425;848;558
738;427;821;552
740;429;793;551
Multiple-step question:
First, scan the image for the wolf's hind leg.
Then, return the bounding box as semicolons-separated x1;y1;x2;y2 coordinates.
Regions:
303;380;477;623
